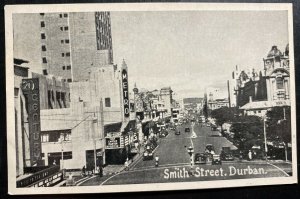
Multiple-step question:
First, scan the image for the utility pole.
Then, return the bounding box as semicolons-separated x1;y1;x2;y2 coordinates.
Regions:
92;114;98;174
263;117;268;161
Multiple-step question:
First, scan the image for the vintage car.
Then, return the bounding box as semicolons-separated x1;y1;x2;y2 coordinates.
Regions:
212;154;222;165
185;127;190;133
211;125;217;131
175;130;181;135
220;147;234;161
143;150;154;161
194;153;206;164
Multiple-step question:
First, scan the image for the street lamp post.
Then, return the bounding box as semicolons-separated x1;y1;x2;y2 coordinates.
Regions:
58;136;65;176
263;117;268;161
92;116;98;174
187;146;194;168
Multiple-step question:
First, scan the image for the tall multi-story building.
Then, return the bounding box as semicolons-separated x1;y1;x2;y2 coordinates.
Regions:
160;87;173;116
37;12;113;82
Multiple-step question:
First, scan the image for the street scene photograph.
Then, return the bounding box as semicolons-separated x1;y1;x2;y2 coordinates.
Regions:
6;3;297;194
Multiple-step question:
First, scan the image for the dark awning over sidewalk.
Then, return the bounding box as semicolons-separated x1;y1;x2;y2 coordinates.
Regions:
104;122;122;135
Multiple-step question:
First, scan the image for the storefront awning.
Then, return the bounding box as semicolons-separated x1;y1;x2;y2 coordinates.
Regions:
123;120;136;133
240;100;290;110
104;122;122;135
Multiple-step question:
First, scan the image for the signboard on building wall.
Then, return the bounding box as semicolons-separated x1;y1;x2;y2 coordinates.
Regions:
21;78;41;166
106;137;121;149
122;69;130;118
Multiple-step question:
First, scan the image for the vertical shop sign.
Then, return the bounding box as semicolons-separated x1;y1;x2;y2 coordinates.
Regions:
21;78;41;165
122;69;130;117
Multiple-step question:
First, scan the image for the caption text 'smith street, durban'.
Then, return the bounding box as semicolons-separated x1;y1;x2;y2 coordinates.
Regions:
5;3;297;195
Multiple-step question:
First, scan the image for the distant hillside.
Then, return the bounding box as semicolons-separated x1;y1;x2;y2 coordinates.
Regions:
183;98;203;104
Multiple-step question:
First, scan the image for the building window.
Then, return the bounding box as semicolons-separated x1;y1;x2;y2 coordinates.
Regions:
276;77;284;89
14;88;19;97
40;13;45;16
43;69;48;75
105;98;111;107
59;14;63;18
64;26;69;31
66;52;70;57
62;66;65;70
64;13;68;17
67;65;71;70
65;39;69;43
67;78;72;82
62;53;65;57
42;57;47;63
41;45;47;51
41;21;45;27
41;33;46;39
60;27;63;31
61;40;64;44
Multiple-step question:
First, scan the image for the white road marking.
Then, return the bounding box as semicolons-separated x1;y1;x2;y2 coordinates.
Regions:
267;162;290;177
76;175;97;186
100;172;122;185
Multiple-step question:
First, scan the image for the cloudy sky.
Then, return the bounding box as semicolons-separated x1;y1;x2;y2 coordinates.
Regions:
110;11;288;98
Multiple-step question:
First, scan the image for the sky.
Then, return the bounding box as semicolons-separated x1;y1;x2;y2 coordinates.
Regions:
110;11;288;99
13;11;289;100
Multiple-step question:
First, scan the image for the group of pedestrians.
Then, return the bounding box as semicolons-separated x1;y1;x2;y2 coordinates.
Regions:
81;165;103;177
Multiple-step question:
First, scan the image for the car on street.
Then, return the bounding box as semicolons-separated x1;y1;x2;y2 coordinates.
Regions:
205;144;215;154
185;127;190;133
211;125;217;131
143;150;154;161
220;147;234;161
194;153;206;164
212;154;222;165
175;130;180;135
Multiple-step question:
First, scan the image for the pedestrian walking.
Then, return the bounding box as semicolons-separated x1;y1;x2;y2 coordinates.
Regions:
239;150;243;161
124;158;129;170
155;156;159;167
99;165;103;177
82;165;86;176
248;150;253;161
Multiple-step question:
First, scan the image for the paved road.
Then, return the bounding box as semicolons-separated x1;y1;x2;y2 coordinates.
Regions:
79;122;292;186
132;122;236;170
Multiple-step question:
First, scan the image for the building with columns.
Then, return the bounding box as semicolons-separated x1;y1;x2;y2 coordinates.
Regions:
239;45;290;117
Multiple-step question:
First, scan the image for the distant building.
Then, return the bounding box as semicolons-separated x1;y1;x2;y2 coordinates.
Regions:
239;45;290;117
160;87;173;116
183;97;203;112
207;98;229;111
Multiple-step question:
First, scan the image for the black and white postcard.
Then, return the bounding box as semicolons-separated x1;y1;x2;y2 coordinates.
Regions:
5;3;297;195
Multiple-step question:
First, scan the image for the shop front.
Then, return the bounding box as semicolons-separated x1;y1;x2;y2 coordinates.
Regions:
105;132;130;164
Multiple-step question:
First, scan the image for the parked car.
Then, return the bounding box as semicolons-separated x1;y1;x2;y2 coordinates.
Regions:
212;154;222;165
194;153;206;164
185;127;190;133
175;130;181;135
220;147;234;161
143;150;154;161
